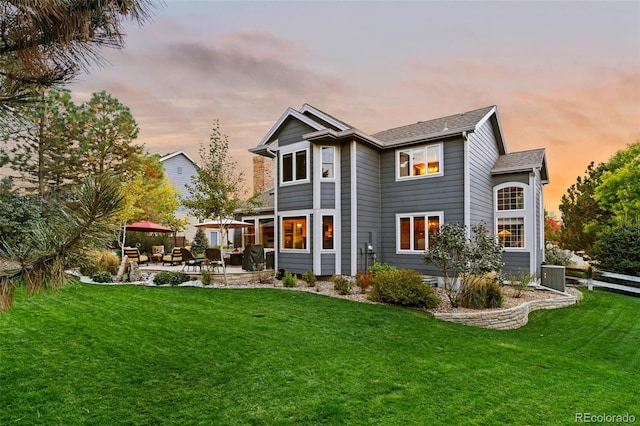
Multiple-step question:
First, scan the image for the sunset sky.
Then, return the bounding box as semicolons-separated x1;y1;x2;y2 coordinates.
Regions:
68;0;640;214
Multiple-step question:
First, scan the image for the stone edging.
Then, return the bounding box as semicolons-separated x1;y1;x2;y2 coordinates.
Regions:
432;292;583;330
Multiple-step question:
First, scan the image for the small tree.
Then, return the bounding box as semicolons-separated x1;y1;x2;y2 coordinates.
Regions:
422;222;504;308
182;120;255;285
191;228;208;257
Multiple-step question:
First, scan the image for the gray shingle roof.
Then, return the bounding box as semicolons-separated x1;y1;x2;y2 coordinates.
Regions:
372;106;495;143
492;149;546;175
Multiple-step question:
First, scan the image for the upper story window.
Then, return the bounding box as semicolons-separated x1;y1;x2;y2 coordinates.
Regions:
397;143;443;180
177;166;183;175
280;148;309;185
497;186;524;210
321;147;335;179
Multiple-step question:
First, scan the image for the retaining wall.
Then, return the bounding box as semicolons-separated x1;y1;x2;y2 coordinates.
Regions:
433;293;582;330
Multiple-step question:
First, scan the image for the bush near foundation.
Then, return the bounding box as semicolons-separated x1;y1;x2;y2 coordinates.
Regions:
459;275;504;309
369;269;439;308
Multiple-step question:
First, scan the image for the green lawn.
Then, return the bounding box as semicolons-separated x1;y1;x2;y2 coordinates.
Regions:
1;284;638;425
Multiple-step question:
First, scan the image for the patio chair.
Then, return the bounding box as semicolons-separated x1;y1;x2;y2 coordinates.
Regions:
180;248;203;272
162;247;182;265
204;248;223;272
123;247;149;264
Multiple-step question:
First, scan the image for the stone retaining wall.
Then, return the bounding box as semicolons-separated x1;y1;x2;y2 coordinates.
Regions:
433;293;582;330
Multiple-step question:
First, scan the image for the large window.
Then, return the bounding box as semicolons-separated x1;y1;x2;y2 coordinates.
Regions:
497;218;524;248
242;217;274;248
281;216;307;250
281;148;308;184
495;184;526;249
321;146;335;179
397;213;442;253
397;144;442;179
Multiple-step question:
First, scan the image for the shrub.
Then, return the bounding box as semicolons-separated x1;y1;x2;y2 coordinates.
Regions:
592;221;640;275
191;228;208;256
256;270;275;284
369;269;439;308
545;246;574;266
459;275;504;309
282;271;297;288
332;275;353;295
92;271;113;283
367;262;396;276
355;269;372;293
423;222;504;308
505;271;536;298
200;269;212;286
302;269;316;287
153;272;191;286
80;249;121;277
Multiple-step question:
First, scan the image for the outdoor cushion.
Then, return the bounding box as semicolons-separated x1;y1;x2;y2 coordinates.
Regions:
123;247;149;264
162;247;182;265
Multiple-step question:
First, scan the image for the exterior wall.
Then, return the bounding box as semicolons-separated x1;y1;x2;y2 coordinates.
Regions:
502;247;532;275
340;143;352;275
274;118;318;273
320;182;335;209
468;120;500;231
161;154;198;212
356;143;382;273
535;169;544;276
493;173;529;186
320;253;336;276
380;138;466;274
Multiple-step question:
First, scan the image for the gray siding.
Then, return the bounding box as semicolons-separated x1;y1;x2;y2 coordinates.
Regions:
276;119;315;211
356;144;382;272
340;143;352;275
493;172;529;186
469;120;500;229
379;139;466;273
161;154;198;211
535;170;544;276
502;252;531;275
320;182;335;209
271;117;315;147
320;253;335;276
278;216;313;274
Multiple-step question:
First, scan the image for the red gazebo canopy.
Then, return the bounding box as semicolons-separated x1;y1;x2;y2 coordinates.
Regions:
123;220;173;233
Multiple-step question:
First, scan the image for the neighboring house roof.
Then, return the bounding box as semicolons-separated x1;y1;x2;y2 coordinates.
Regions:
492;149;549;183
372;105;495;144
235;187;275;214
159;150;200;168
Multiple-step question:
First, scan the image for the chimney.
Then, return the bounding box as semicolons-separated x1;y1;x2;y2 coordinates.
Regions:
253;156;273;194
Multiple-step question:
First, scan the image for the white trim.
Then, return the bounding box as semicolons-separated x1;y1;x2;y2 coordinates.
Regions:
279;212;311;254
395;143;444;181
159;150;200;169
313;144;321;210
279;145;310;186
240;215;276;249
335;144;341;275
300;104;350;131
464;134;471;233
257;108;325;147
273;159;279;270
529;172;537;275
395;211;444;254
350;141;357;276
208;230;220;247
494;182;529;252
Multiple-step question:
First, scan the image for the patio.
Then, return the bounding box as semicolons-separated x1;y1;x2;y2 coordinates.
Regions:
138;262;272;284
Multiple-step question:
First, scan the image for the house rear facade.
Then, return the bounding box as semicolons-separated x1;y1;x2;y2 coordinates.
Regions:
248;104;548;278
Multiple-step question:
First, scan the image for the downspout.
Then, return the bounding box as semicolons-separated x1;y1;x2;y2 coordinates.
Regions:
266;147;278;271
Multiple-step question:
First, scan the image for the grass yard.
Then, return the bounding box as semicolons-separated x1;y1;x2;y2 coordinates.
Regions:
1;283;638;425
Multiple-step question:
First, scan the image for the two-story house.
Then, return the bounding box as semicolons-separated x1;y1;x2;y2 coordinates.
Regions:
159;150;200;241
248;104;548;279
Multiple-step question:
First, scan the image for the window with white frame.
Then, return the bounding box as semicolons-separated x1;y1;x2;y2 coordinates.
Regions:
397;143;442;179
281;216;307;250
321;146;335;179
322;215;334;250
209;231;219;247
397;212;443;253
495;184;526;249
242;217;275;248
281;148;308;184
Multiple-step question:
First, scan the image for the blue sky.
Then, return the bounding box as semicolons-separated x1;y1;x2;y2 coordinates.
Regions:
69;0;640;212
